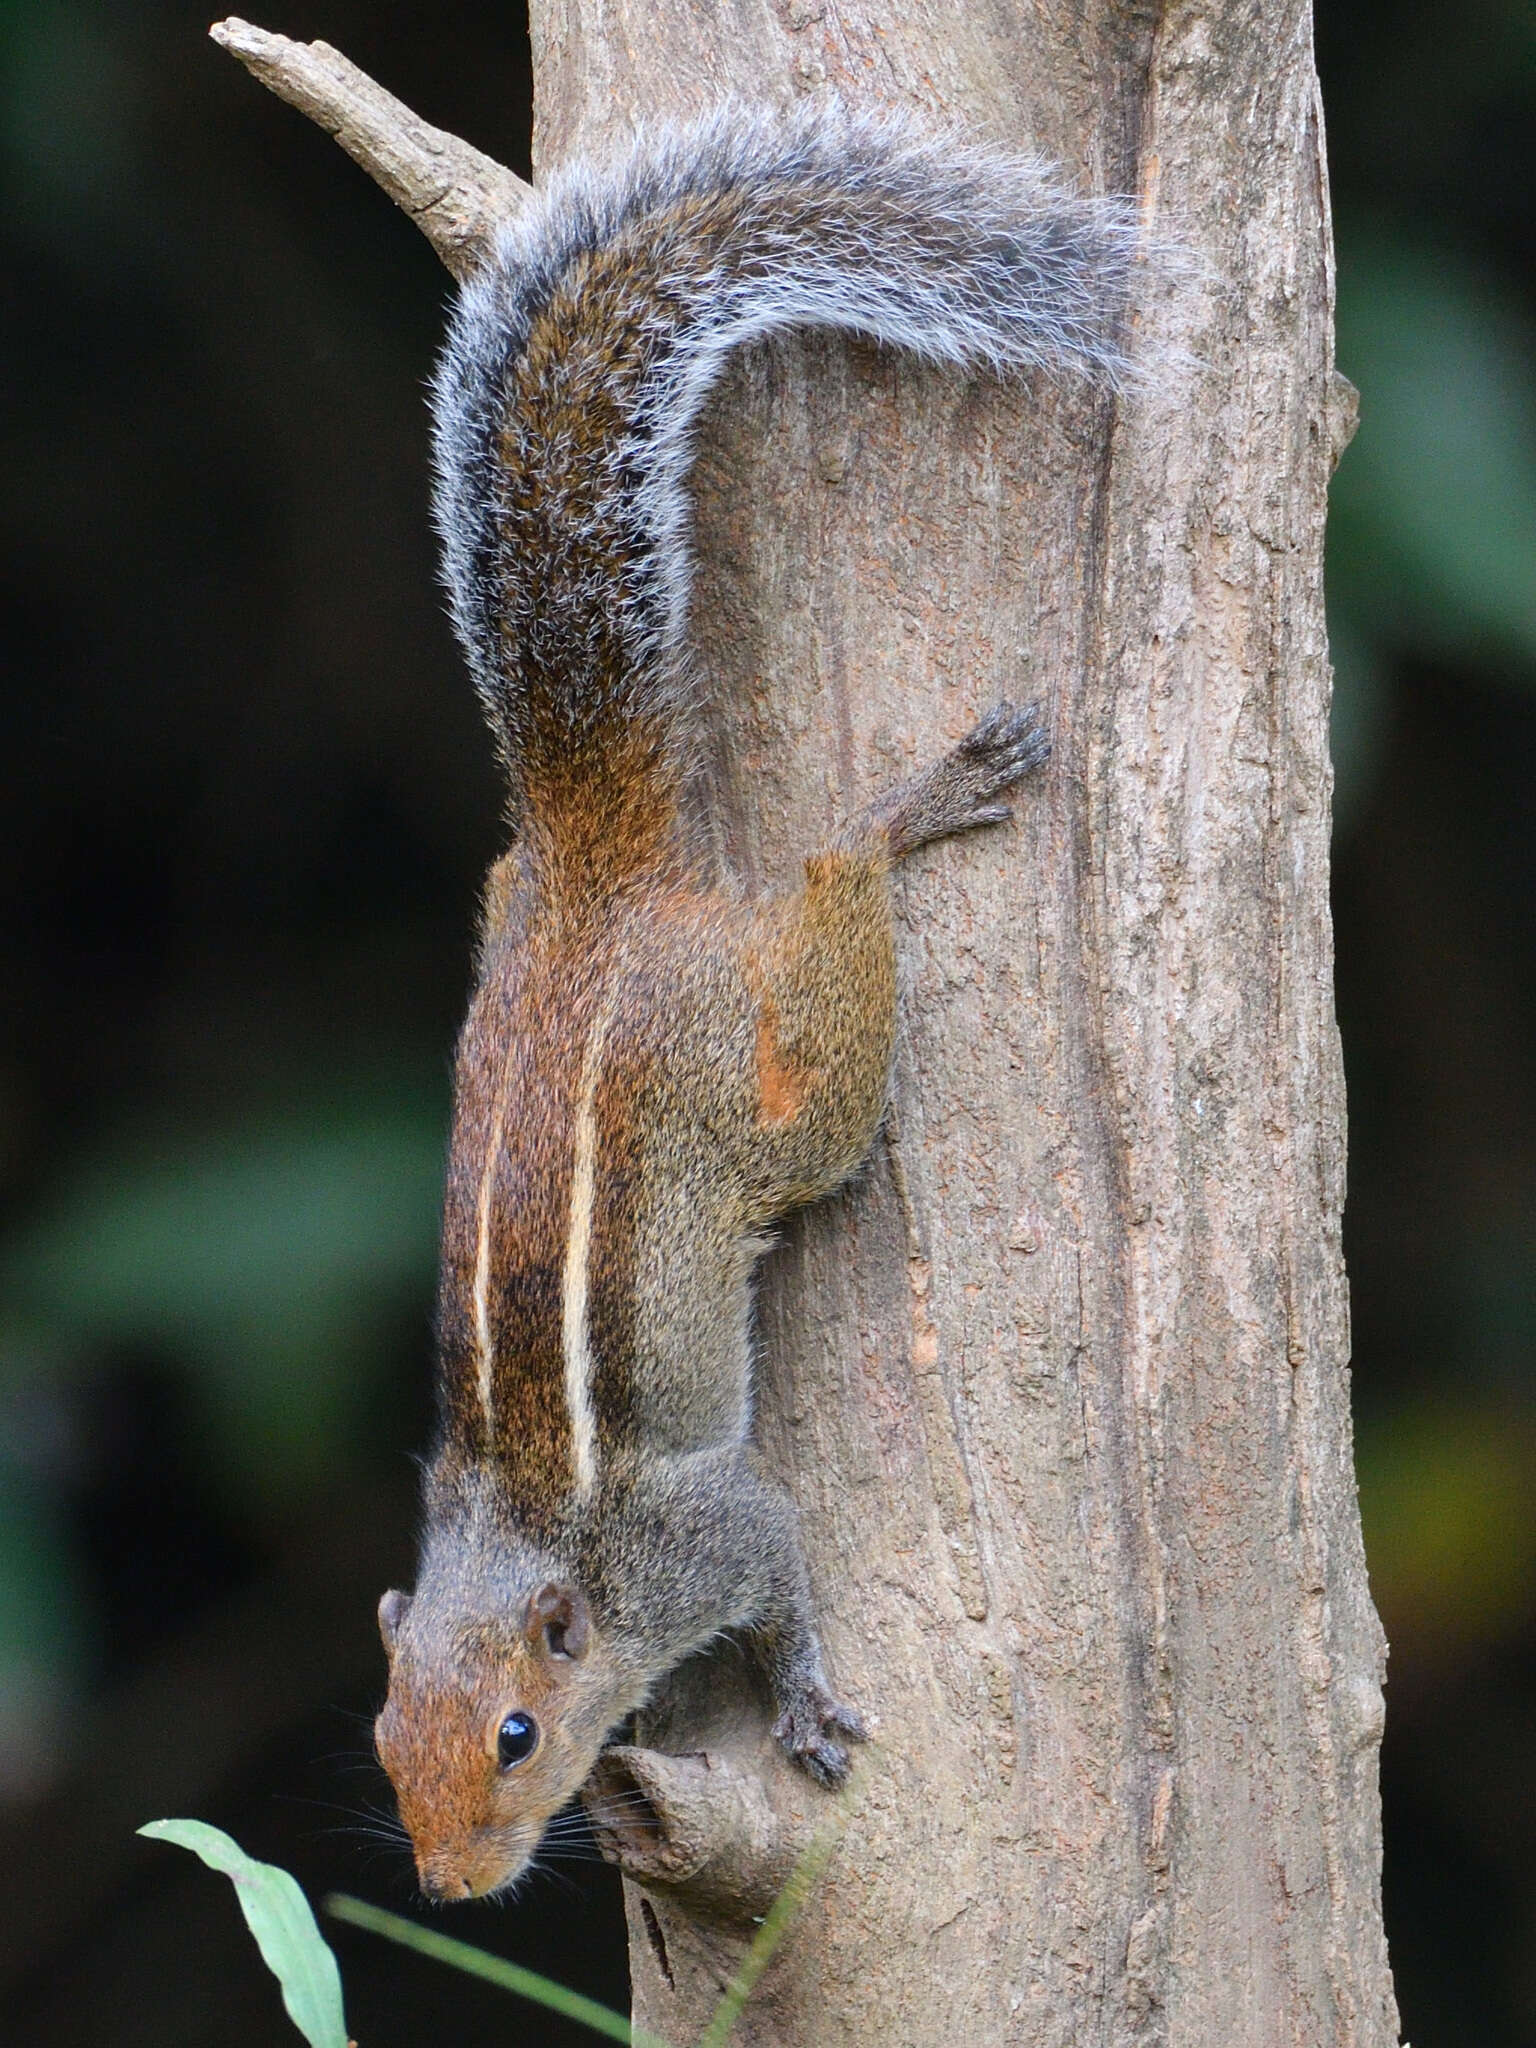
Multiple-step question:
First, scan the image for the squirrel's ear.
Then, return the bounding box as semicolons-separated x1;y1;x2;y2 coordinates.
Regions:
526;1582;590;1661
378;1588;412;1654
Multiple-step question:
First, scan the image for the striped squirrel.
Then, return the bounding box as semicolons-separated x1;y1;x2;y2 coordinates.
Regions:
372;104;1141;1902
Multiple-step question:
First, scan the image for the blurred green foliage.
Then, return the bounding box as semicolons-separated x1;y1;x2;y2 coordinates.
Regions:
1329;235;1536;819
0;1074;447;1780
1325;124;1536;1709
1319;2;1536;2030
1;1084;446;1495
1357;1401;1536;1650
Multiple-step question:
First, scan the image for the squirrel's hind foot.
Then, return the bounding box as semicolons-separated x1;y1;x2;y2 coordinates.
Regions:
772;1683;869;1788
858;698;1050;861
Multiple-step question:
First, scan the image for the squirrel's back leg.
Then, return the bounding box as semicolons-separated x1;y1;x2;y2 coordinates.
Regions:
737;699;1049;1218
735;842;897;1218
849;698;1050;861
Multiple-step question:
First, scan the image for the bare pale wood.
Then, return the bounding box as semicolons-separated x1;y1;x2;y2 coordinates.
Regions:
209;18;530;276
526;4;1399;2044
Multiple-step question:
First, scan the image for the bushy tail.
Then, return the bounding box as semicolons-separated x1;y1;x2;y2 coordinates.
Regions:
432;103;1143;799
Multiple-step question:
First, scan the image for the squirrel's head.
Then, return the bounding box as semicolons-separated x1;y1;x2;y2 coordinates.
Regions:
374;1579;622;1900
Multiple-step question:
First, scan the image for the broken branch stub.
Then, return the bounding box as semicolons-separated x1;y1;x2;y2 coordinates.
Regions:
583;1746;810;1926
209;17;531;277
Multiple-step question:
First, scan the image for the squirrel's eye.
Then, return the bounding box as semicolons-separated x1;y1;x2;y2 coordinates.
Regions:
497;1711;538;1768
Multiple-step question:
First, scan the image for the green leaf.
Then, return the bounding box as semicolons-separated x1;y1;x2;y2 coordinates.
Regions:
139;1820;348;2048
325;1893;668;2048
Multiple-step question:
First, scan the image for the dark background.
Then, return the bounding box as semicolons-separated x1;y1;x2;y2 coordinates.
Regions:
2;4;1532;2042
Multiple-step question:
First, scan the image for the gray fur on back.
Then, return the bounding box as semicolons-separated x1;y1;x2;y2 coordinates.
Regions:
430;102;1143;762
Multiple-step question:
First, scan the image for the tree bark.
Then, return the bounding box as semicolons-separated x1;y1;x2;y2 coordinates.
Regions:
526;4;1398;2045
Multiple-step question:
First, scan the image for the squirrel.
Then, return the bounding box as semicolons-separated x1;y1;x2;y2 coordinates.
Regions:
371;103;1141;1903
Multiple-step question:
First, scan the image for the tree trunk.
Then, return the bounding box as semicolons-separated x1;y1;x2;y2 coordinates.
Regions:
528;4;1398;2043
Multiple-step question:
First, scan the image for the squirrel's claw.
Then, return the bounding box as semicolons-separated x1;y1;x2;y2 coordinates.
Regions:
772;1686;869;1787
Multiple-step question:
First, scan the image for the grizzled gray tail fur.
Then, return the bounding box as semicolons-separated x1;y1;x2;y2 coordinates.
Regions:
431;102;1143;792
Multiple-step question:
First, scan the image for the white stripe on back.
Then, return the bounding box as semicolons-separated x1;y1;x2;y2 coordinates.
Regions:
562;1003;613;1497
473;1096;506;1426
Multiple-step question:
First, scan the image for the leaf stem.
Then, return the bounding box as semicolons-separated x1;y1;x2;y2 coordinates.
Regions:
323;1893;671;2048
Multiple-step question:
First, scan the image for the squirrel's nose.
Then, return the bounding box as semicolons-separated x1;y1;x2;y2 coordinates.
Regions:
418;1861;473;1903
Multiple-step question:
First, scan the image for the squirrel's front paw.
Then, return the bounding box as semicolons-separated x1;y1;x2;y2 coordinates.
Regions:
772;1683;868;1788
